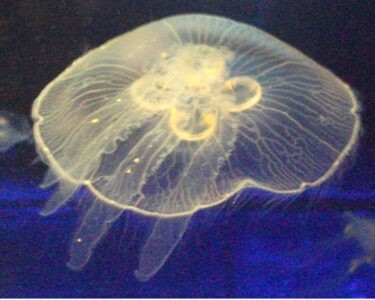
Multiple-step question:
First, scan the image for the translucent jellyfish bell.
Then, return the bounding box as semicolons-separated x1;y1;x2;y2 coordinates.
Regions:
31;14;360;280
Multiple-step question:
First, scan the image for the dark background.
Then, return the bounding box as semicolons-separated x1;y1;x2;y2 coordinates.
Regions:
0;0;374;297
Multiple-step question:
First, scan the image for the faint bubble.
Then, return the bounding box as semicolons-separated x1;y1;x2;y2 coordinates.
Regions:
0;110;31;153
345;213;375;273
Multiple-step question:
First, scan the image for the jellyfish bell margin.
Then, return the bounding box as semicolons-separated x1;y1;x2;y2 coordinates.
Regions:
31;14;361;281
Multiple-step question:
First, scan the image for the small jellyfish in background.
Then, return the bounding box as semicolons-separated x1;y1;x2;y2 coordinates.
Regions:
344;213;375;273
31;14;361;281
0;110;31;153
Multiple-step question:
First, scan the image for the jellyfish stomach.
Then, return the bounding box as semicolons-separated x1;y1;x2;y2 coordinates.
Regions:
169;98;218;141
168;76;263;142
130;42;263;141
222;76;262;113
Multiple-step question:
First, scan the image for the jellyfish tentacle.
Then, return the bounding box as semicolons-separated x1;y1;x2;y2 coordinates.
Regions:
67;201;124;270
40;180;78;216
135;215;191;281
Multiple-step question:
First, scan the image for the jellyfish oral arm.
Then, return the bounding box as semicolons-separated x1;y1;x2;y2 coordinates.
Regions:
67;201;123;270
135;215;191;281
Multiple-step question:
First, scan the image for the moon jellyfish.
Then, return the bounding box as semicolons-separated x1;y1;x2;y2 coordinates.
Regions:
31;14;360;281
0;110;31;152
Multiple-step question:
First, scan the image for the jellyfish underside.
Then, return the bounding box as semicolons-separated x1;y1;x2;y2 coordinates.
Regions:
31;14;360;281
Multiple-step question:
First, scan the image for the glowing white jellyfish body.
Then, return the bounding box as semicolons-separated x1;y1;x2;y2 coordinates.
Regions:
31;14;360;281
